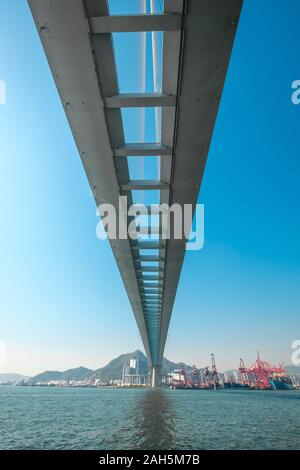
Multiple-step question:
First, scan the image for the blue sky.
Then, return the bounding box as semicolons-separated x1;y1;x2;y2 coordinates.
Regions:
0;0;299;375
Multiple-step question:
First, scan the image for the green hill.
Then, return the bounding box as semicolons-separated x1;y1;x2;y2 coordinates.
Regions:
162;357;193;375
92;350;193;381
91;350;148;381
0;373;30;384
29;350;193;383
28;366;94;384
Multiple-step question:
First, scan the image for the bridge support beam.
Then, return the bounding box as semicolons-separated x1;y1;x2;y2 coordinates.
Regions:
151;365;161;388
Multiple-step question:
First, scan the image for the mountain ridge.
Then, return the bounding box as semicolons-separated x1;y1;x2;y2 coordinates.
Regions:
28;366;94;384
28;350;193;383
0;373;30;384
7;351;300;384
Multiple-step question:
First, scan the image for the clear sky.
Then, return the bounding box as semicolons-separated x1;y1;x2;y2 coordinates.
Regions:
0;0;299;376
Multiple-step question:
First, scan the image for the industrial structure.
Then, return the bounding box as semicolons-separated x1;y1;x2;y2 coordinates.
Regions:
238;352;293;390
28;0;243;386
167;352;297;391
168;353;220;389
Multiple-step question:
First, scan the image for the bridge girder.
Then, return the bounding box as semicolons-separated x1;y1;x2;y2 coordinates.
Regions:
28;0;243;379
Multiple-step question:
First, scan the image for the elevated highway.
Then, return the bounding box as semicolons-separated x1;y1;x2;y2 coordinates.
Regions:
28;0;243;386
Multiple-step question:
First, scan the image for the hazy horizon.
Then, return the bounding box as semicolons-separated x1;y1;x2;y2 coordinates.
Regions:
2;347;299;378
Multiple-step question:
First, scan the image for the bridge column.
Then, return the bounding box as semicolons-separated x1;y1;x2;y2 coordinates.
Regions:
151;365;161;388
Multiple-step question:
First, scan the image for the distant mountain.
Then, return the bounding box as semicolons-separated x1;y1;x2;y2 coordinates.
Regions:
0;373;29;384
91;350;193;381
28;350;193;384
162;357;193;375
8;356;299;385
28;366;94;384
90;350;148;382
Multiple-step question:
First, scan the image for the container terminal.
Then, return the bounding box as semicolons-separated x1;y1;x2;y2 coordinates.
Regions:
166;352;299;391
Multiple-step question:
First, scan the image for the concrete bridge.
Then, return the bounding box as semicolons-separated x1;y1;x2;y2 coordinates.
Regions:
28;0;242;387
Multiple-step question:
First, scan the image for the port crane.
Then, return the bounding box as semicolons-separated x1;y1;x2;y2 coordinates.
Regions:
238;358;251;386
240;352;288;390
210;353;219;389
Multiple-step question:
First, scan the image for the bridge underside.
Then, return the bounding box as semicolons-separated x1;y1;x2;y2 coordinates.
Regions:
28;0;242;385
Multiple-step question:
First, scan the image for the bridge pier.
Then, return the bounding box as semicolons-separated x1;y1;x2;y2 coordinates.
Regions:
150;365;161;388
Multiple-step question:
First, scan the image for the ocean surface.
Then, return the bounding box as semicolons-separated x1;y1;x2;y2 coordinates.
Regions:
0;386;300;450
